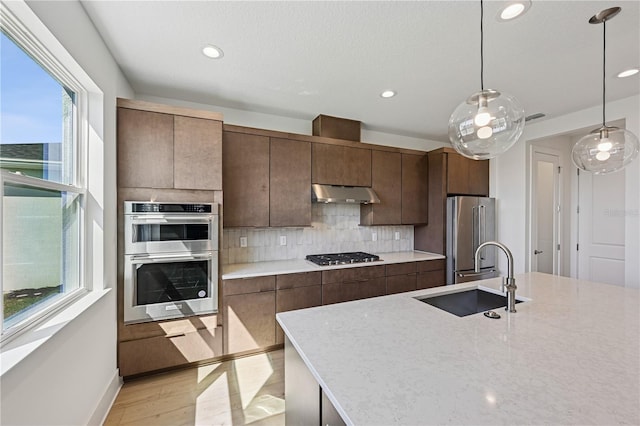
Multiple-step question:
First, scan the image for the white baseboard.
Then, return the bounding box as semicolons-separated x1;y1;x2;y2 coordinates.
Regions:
88;369;122;426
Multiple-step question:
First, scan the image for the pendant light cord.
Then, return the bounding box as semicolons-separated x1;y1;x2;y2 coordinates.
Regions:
480;0;484;91
602;20;606;127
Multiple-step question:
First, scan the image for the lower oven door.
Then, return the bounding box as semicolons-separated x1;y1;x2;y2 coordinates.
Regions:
124;251;218;324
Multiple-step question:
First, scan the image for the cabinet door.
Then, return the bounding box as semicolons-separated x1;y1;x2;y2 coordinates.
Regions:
270;138;312;227
222;132;270;227
416;259;446;289
361;151;402;225
417;270;446;289
386;274;417;294
224;291;276;353
117;108;174;188
312;143;371;187
386;262;418;295
276;285;322;343
401;154;429;224
174;116;222;190
446;153;489;196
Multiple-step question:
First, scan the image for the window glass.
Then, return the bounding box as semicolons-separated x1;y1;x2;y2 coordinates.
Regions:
2;181;80;330
0;29;82;337
0;31;75;185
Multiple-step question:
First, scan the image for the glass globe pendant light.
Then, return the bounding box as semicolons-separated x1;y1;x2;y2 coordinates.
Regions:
571;7;639;175
448;0;525;160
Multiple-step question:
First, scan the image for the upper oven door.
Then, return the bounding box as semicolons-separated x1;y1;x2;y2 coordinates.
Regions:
124;213;218;254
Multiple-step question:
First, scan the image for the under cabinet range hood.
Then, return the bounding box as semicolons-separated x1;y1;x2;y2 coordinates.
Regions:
311;184;380;204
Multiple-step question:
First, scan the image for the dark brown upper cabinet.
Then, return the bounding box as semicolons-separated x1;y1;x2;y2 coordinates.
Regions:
401;153;429;225
118;108;174;189
270;138;312;227
360;150;402;225
117;99;223;191
174;116;222;190
312;143;371;187
222;131;270;227
446;151;489;196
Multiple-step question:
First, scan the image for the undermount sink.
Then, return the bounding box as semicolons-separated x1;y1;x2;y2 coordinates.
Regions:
415;288;523;317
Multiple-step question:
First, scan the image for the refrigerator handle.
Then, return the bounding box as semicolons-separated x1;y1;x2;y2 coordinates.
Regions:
480;204;485;243
471;206;477;261
478;205;486;260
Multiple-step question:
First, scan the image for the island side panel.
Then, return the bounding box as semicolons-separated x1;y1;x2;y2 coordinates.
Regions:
284;336;321;425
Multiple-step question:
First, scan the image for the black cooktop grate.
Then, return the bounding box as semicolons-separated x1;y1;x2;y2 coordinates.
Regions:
306;252;380;266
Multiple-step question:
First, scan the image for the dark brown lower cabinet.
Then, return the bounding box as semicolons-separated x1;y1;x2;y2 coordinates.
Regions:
275;272;322;343
118;315;222;377
321;265;386;305
218;260;445;359
222;276;276;354
322;277;386;305
276;285;322;343
416;259;446;289
386;262;418;294
386;274;417;294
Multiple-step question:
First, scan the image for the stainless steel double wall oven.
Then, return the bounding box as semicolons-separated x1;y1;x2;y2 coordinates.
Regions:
123;201;219;323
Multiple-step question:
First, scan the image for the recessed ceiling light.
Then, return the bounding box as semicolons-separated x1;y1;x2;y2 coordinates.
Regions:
497;1;531;21
380;90;396;98
202;45;224;59
617;68;639;78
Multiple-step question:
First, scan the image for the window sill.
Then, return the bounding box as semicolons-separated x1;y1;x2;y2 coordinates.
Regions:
0;288;112;377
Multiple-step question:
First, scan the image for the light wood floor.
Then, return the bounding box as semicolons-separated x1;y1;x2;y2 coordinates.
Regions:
104;350;285;426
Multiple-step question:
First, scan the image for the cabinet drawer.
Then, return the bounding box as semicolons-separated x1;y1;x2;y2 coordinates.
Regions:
322;277;386;305
119;314;219;342
417;270;446;289
417;259;446;272
222;275;276;296
386;274;417;295
276;271;322;290
322;265;385;284
386;262;417;276
118;326;223;377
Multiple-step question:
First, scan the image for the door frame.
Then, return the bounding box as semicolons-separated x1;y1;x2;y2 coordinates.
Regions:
528;145;564;275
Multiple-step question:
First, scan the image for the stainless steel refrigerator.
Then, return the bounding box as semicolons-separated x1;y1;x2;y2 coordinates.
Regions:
446;196;498;284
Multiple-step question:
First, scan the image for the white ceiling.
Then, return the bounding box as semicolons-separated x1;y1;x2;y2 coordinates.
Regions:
80;1;640;142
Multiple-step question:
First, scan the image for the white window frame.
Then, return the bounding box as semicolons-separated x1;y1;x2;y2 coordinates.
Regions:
0;6;89;344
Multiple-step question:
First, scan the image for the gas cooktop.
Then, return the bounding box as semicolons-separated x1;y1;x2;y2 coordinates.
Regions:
306;252;381;266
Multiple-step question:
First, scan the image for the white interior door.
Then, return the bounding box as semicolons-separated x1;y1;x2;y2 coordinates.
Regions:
577;170;626;286
531;150;561;274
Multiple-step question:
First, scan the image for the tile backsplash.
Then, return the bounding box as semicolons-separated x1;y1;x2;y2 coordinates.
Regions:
222;204;414;264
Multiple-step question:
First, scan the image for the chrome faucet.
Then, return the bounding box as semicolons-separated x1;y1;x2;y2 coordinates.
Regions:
475;241;517;313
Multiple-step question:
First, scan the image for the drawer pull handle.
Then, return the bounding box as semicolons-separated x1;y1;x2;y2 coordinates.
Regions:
165;333;186;339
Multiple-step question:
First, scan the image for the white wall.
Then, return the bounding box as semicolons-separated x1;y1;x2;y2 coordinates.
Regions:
139;94;450;152
0;1;133;425
491;95;640;288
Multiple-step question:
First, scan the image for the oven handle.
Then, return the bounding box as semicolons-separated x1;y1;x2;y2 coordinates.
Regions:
129;253;213;264
129;215;214;224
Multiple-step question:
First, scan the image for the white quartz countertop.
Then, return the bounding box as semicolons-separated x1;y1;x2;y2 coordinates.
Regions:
276;273;640;425
221;251;445;279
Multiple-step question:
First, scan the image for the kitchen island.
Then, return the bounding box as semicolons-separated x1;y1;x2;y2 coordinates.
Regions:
276;272;640;425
